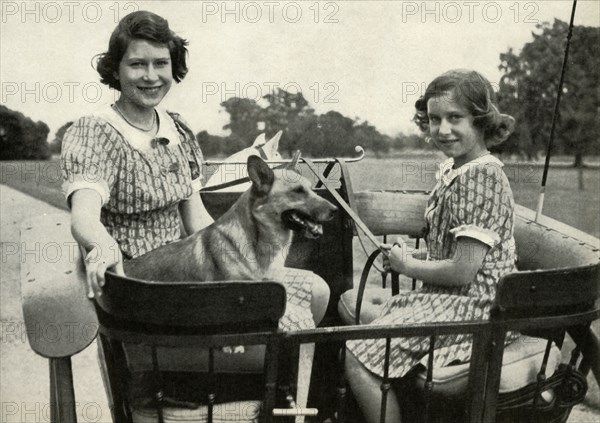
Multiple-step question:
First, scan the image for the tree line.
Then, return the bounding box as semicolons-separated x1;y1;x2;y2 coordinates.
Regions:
197;89;431;159
2;19;597;165
496;19;599;164
0;106;51;160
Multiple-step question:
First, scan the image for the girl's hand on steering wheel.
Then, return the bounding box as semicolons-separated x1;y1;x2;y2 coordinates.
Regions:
380;237;410;274
84;244;124;299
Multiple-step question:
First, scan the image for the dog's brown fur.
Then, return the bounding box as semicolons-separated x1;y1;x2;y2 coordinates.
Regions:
124;156;337;282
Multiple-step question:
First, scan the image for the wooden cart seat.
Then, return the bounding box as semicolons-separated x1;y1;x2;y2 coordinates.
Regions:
131;400;261;423
95;272;286;423
412;339;561;398
338;289;562;397
337;201;599;415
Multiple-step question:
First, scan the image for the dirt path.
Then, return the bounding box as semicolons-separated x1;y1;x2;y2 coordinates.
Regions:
1;185;110;422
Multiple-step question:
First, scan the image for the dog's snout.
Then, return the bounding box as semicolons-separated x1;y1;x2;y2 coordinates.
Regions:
323;202;337;221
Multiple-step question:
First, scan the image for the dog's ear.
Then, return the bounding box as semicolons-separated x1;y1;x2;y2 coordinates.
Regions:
248;155;274;195
252;133;266;147
268;131;282;152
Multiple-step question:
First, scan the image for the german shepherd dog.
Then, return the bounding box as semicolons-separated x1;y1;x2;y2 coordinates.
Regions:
124;155;337;282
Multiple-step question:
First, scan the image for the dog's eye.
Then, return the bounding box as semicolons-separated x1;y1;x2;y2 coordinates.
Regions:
293;186;306;194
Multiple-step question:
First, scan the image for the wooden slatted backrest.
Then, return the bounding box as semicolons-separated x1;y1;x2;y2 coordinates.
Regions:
95;275;287;423
95;272;287;336
352;190;429;238
513;205;600;271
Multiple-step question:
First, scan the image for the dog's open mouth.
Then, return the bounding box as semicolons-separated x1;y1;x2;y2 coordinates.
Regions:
282;210;324;239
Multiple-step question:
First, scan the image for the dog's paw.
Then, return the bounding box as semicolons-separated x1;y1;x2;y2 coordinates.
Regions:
221;345;245;354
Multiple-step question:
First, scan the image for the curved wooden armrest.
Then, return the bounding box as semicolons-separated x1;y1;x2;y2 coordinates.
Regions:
492;264;600;319
20;214;98;358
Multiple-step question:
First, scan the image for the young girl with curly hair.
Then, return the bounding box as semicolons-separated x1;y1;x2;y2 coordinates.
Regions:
344;69;517;423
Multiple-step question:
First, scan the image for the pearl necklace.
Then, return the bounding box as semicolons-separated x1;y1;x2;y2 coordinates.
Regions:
113;103;156;133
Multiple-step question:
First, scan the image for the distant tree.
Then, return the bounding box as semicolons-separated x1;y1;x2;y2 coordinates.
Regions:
0;106;50;160
221;134;249;156
262;89;389;157
283;108;319;157
0;109;23;159
391;133;434;151
220;98;263;147
197;130;247;158
498;19;600;165
353;121;390;157
262;88;310;131
197;130;221;158
262;88;315;155
489;108;537;160
208;88;397;158
49;121;73;154
311;111;356;156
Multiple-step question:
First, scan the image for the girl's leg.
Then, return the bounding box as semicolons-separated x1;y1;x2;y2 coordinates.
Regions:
310;275;330;325
276;268;329;419
345;350;401;423
278;267;330;326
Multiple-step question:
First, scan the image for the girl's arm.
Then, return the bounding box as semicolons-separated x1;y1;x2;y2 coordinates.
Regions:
386;237;490;287
70;189;124;298
179;193;214;235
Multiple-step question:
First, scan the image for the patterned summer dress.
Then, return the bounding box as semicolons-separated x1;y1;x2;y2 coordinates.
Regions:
61;106;315;330
347;154;517;378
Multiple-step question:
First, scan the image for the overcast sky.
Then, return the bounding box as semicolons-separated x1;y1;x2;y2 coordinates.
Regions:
2;1;598;138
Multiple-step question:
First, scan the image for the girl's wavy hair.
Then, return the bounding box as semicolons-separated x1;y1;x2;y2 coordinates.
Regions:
413;69;515;147
95;11;189;91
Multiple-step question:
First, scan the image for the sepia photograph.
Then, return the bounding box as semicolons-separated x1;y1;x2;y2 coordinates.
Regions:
1;1;599;422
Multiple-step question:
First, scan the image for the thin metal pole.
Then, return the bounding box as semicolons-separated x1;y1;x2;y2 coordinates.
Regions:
535;0;578;221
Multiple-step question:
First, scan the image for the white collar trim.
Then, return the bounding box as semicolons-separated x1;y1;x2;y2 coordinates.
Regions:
95;105;181;152
437;154;504;186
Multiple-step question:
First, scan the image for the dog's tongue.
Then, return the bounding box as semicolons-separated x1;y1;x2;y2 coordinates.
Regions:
305;221;323;239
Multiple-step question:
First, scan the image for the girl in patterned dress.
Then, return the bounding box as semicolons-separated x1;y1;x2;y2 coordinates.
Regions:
61;11;328;362
344;69;517;422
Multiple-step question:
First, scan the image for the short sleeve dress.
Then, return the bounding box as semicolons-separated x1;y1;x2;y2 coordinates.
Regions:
61;106;203;259
347;154;517;378
61;105;316;331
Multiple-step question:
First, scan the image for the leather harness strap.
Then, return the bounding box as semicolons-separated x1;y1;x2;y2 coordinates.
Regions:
301;156;385;255
256;144;269;160
200;176;252;192
302;156;401;320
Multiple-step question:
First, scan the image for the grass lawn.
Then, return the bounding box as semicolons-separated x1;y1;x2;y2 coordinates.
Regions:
1;154;599;237
348;154;600;238
0;157;67;211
